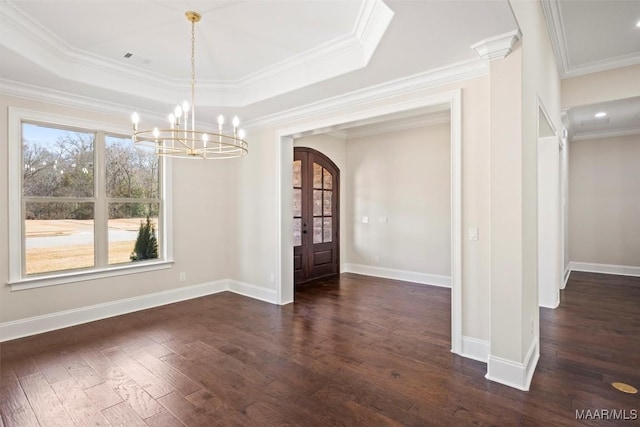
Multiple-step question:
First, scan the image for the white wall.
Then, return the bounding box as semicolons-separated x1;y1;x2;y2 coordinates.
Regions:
0;95;232;323
346;123;451;276
562;64;640;108
569;135;640;267
293;133;348;267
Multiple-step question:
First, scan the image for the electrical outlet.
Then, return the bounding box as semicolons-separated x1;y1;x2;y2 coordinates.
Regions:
179;272;186;282
269;273;275;284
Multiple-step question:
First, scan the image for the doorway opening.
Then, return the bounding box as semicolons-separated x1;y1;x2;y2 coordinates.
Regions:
275;90;463;355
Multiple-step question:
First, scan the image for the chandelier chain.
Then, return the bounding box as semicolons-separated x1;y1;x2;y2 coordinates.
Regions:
190;19;196;123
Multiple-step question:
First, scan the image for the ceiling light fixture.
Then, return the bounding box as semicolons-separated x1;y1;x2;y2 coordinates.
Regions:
131;11;248;159
636;19;640;28
594;112;607;118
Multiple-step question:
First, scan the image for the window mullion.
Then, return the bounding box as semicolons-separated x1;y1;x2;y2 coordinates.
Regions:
94;131;108;268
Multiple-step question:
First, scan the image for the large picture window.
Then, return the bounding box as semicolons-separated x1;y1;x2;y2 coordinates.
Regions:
9;109;171;288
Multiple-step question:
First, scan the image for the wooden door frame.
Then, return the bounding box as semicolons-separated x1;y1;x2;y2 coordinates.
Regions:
275;90;463;355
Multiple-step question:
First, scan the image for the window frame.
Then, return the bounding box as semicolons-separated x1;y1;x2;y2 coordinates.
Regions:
8;108;173;291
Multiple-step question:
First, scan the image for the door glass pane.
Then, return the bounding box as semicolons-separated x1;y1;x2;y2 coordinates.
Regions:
293;189;302;217
313;163;322;189
323;217;332;242
313;190;322;216
323;168;332;190
106;135;159;198
293;218;302;247
24;202;94;275
108;203;159;265
323;191;332;216
293;160;302;187
313;217;322;244
22;123;95;198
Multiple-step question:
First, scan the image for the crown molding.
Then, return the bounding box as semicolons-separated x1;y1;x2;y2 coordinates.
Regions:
570;127;640;141
245;58;487;129
541;0;571;78
470;29;521;62
0;78;140;117
0;77;191;130
542;0;640;79
0;0;393;107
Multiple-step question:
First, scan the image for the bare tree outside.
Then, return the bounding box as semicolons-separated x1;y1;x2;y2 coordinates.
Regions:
23;123;160;274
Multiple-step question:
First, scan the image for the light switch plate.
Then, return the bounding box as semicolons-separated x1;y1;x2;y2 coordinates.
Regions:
469;227;479;241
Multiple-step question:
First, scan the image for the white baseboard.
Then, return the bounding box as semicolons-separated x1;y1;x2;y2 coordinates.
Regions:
485;336;539;391
227;280;278;304
460;336;489;363
0;279;281;342
539;291;560;309
570;261;640;278
563;264;571;289
343;263;451;288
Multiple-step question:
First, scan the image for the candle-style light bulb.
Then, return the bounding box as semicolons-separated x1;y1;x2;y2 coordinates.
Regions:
182;101;190;113
217;115;225;126
153;127;160;139
202;133;209;147
168;113;176;129
174;105;183;118
131;112;139;130
232;116;240;128
238;129;246;140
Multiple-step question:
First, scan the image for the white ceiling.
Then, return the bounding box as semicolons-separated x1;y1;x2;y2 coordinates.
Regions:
0;0;518;122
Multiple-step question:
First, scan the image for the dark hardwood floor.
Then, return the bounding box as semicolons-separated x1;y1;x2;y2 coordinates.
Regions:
1;272;638;426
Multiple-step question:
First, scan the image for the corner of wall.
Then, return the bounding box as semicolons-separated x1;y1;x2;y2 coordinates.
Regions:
485;335;539;391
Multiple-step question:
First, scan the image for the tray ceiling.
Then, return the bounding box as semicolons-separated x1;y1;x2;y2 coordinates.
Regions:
0;0;518;121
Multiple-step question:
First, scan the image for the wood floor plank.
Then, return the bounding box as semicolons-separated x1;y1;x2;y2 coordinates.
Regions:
0;371;40;427
156;391;211;426
84;382;124;411
58;351;104;390
101;402;148;427
50;377;112;426
102;366;164;419
160;353;255;411
125;349;201;397
101;347;173;399
18;373;75;427
143;410;183;427
31;352;71;385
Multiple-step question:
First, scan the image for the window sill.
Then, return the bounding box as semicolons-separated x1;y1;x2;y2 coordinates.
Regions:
8;260;174;291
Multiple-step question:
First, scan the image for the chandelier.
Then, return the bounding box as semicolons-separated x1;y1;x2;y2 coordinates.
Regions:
130;11;248;159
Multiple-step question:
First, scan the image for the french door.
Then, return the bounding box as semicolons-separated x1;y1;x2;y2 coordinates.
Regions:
293;147;340;285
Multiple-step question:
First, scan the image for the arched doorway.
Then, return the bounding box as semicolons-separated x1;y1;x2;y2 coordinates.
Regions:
293;147;340;285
